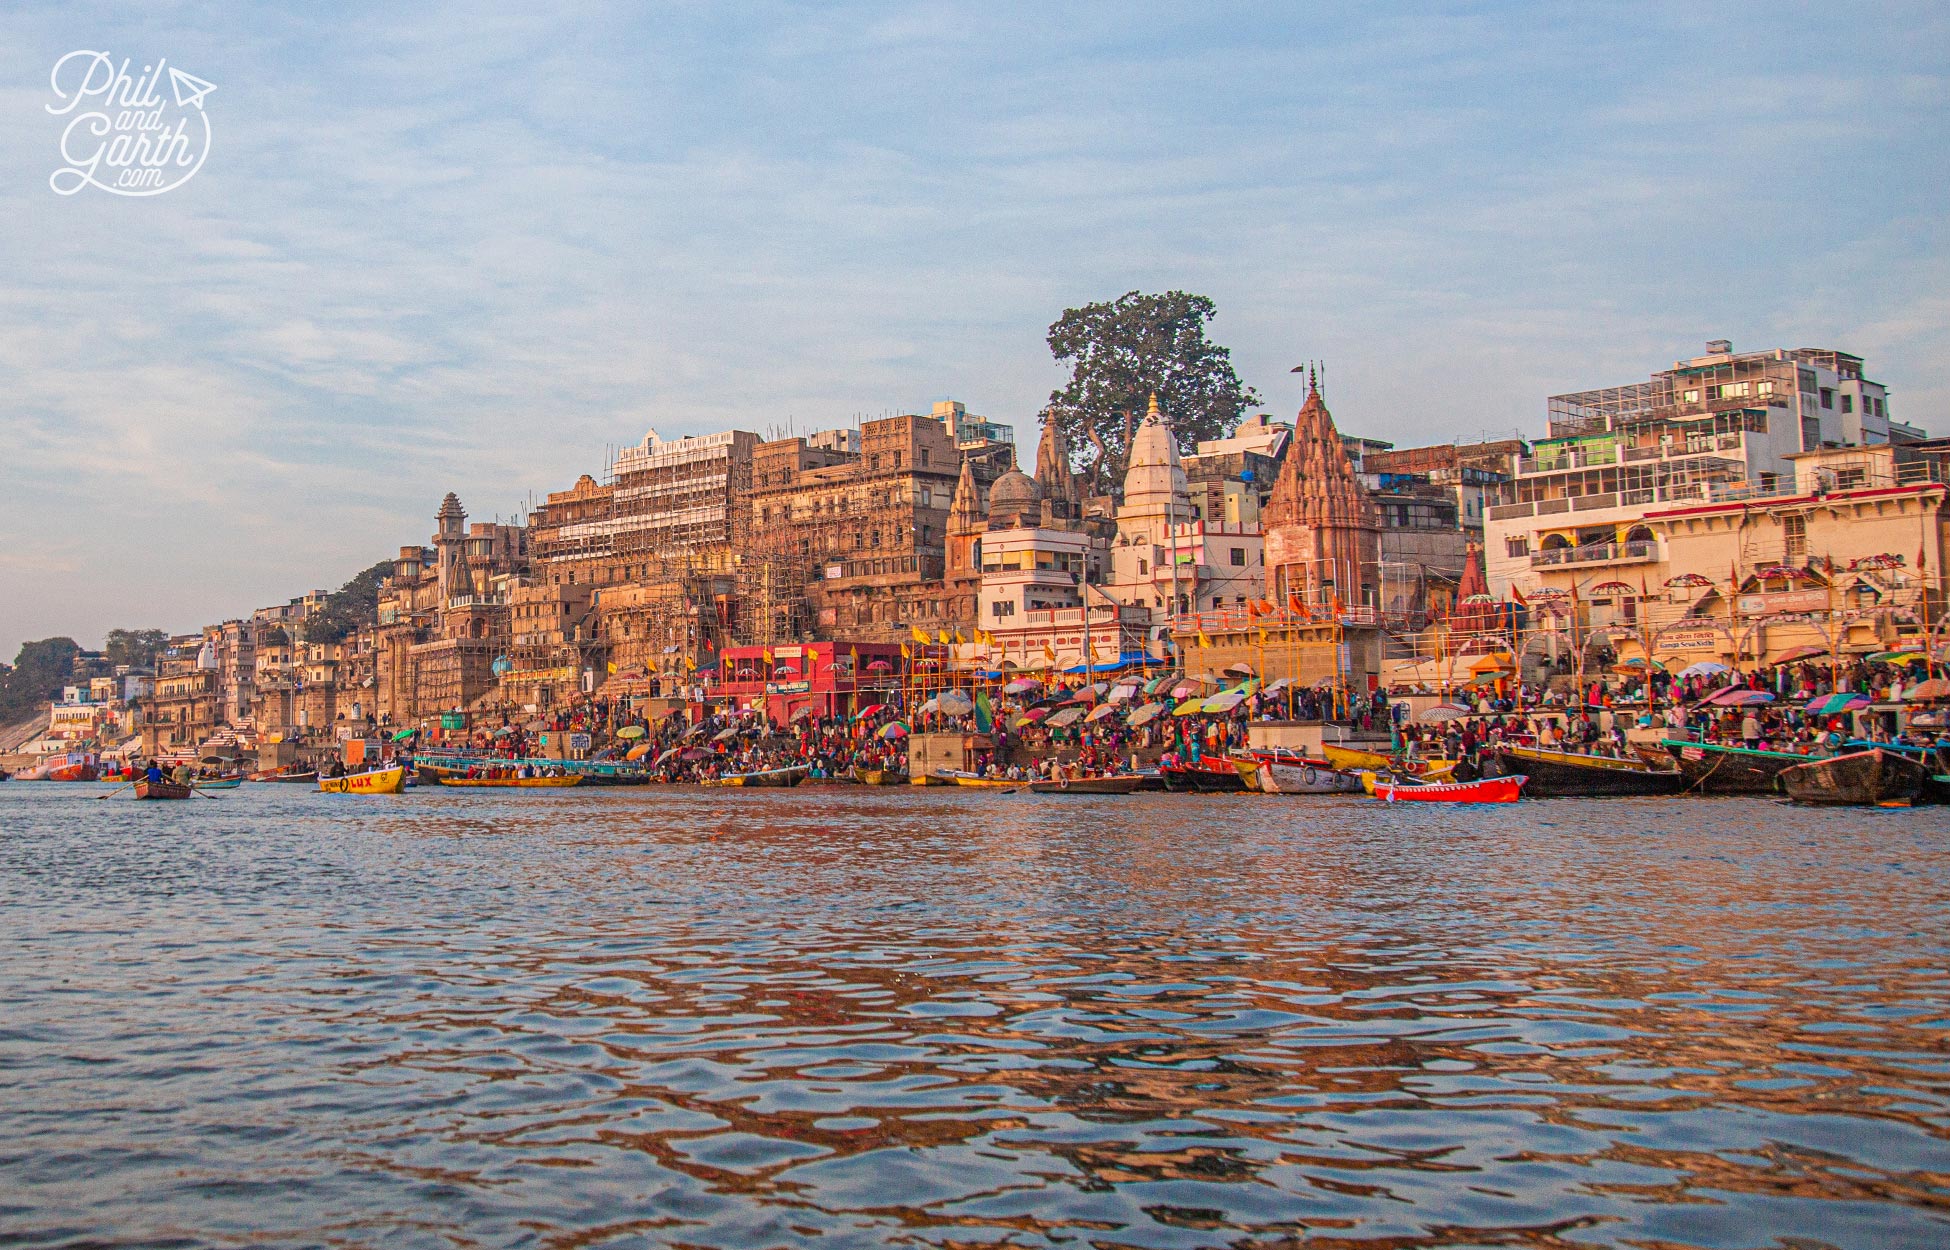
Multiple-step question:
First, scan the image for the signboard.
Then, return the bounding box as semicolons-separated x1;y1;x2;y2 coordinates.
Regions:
1656;627;1720;653
440;714;465;730
567;732;592;750
766;680;812;695
1737;590;1827;615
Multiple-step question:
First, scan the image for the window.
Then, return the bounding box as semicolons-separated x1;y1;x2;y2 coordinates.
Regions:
1820;387;1834;409
1506;536;1530;558
1137;558;1148;576
1783;514;1806;559
1841;394;1854;414
1229;547;1246;567
990;601;1016;618
1682;388;1700;404
1835;468;1867;490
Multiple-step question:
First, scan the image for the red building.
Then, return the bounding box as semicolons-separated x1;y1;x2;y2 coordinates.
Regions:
706;641;907;723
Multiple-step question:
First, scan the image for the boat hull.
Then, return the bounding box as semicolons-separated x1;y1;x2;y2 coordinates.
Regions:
436;774;584;788
1780;748;1928;806
1252;755;1364;794
1662;740;1804;794
1488;747;1684;797
853;768;906;786
1160;760;1249;792
134;780;192;800
318;767;406;795
951;774;1018;789
1028;776;1142;794
1374;775;1525;803
710;766;809;788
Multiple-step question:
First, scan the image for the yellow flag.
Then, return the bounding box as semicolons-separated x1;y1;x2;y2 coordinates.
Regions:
1042;641;1056;661
953;628;966;645
1197;630;1212;649
849;645;859;664
607;662;617;674
910;624;931;644
763;647;774;665
684;656;697;672
901;642;911;658
937;628;950;645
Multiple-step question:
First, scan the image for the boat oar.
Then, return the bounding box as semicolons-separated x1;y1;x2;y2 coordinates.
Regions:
95;779;137;800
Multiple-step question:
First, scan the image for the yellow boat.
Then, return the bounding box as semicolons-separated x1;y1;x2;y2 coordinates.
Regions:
951;773;1019;789
1357;762;1458;795
911;771;955;786
1321;744;1395;772
1228;756;1261;790
317;766;405;795
434;774;583;788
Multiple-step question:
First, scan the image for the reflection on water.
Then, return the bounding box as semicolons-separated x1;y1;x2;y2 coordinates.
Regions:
1;785;1947;1247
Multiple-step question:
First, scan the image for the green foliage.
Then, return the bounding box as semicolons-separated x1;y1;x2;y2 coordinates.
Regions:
0;637;81;723
103;628;169;669
301;561;394;645
1044;290;1261;498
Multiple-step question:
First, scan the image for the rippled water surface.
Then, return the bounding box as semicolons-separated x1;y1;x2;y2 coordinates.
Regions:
1;784;1947;1248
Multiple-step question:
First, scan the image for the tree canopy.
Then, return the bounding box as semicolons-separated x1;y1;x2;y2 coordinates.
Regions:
1044;290;1261;498
301;561;395;645
103;628;168;669
0;637;80;724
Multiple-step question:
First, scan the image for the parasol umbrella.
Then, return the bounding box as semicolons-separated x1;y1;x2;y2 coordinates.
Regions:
683;722;710;740
936;690;975;715
1126;702;1166;726
712;727;742;742
1868;650;1926;664
676;746;714;762
855;704;888;719
917;696;940;715
624;742;652;761
390;728;416;741
1107;682;1139;704
1044;706;1085;728
878;721;910;740
525;720;546;732
1222;661;1255;677
1200;690;1249;714
1002;677;1041;695
790;704;817;721
1419;703;1470;722
615;725;645;740
1085;702;1121;723
1173;695;1208;717
1772;645;1827;663
1806;692;1870;715
1678;661;1731;679
1067;685;1101;704
1664;573;1715;589
866;660;893;673
1705;688;1773;707
494;726;515;736
1902;677;1950;702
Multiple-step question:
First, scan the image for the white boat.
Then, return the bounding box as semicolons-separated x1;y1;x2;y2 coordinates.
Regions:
1250;752;1364;794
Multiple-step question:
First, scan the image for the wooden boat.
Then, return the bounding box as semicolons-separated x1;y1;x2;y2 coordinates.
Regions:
1779;748;1928;806
1661;739;1807;794
853;767;906;786
951;772;1019;789
911;771;955;786
1029;775;1143;794
1488;746;1684;797
1250;751;1364;794
1228;756;1261;791
317;766;406;795
436;773;584;788
1159;758;1250;792
708;764;809;788
134;779;193;800
269;770;318;783
1321;743;1394;772
1373;775;1525;803
193;777;243;790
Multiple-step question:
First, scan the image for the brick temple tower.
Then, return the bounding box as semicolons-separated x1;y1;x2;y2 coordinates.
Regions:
1262;370;1381;612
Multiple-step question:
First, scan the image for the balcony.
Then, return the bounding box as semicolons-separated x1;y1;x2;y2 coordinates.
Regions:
1531;540;1657;569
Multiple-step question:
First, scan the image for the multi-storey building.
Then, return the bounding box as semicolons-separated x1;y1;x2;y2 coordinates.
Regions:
1486;342;1917;597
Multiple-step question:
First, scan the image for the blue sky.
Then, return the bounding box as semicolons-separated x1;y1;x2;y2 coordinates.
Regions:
2;1;1945;659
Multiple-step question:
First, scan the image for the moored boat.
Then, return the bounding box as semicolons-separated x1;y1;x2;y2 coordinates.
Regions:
709;764;809;788
853;767;906;786
1373;775;1525;803
951;772;1018;789
318;766;406;795
269;770;318;783
1028;775;1143;794
1320;743;1394;772
1662;739;1806;794
134;779;193;800
435;773;584;788
1159;757;1250;792
1250;751;1364;794
193;777;243;790
1488;746;1684;797
1779;748;1929;806
911;771;955;786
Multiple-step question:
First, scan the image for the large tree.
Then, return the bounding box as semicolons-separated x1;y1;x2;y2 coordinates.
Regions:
0;637;80;723
103;628;168;669
300;561;395;645
1044;290;1261;498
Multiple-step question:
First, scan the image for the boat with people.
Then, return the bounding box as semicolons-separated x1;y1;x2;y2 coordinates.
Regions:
1372;775;1526;803
704;764;809;788
1486;745;1685;797
950;772;1019;789
435;773;583;788
1028;775;1143;794
1779;748;1929;806
1248;750;1364;794
317;766;406;795
134;779;193;800
1661;739;1807;794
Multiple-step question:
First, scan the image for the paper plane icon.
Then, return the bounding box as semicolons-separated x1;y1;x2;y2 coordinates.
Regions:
168;67;216;110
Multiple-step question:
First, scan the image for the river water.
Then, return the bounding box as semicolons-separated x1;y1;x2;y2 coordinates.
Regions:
1;783;1946;1248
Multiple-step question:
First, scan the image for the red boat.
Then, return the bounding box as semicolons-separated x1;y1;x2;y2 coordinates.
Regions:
1373;775;1526;804
1159;757;1250;792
